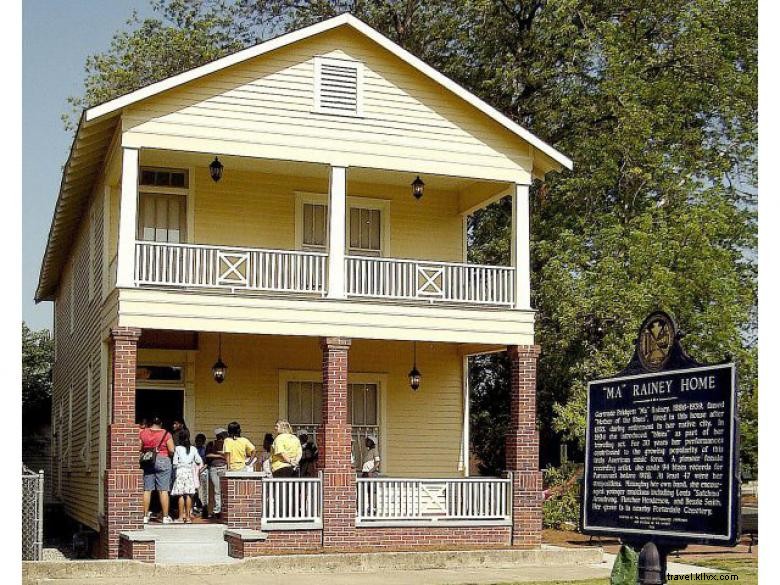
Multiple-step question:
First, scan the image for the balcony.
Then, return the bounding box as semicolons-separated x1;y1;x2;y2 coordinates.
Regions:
133;240;516;308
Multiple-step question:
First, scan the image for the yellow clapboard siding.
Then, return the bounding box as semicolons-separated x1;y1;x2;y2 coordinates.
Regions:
124;27;533;183
139;335;463;478
52;181;106;532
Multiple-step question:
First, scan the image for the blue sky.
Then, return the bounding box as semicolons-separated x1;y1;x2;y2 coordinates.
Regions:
23;0;154;330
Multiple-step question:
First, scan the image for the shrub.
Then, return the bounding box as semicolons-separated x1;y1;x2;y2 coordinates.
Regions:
542;462;582;529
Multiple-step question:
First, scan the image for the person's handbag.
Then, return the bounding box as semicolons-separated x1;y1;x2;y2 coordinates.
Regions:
139;431;168;470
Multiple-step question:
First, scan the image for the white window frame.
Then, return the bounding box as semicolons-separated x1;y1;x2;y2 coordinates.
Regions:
294;192;389;256
136;166;193;245
278;369;388;469
313;55;364;117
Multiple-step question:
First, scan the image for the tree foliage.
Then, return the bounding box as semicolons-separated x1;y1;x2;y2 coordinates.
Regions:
66;0;757;474
22;323;54;426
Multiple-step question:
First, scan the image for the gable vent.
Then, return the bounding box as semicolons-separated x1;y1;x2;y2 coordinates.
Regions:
314;56;363;116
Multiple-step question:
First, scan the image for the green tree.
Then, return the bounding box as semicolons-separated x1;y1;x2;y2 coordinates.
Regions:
22;323;54;426
67;0;757;474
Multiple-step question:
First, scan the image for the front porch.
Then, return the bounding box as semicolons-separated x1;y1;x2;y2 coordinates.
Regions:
104;327;541;559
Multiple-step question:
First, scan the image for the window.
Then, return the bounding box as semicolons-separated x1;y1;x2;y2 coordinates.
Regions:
314;56;363;117
280;372;384;471
302;203;328;251
140;167;188;188
349;207;381;256
136;365;184;383
137;193;187;243
297;194;386;256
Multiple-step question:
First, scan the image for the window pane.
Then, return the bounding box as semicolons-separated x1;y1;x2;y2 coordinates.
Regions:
369;210;381;250
171;172;185;187
141;170;156;185
286;382;298;424
300;382;313;424
352;383;366;425
313;383;322;425
304;204;327;247
349;207;360;248
365;384;378;425
360;209;370;249
314;205;326;246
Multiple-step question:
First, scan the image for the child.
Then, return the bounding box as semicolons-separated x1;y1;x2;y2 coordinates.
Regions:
171;429;203;523
193;433;207;515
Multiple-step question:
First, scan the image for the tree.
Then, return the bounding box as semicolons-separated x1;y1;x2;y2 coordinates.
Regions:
22;323;54;427
66;0;757;473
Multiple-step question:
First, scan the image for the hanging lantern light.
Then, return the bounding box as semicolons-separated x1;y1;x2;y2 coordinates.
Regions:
212;333;227;383
408;341;421;391
209;156;224;182
411;175;425;200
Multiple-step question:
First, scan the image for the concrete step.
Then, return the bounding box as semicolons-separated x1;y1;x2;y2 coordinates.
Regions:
155;541;234;565
143;524;227;542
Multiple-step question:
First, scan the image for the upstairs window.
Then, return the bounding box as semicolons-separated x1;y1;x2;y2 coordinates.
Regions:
298;194;385;256
314;56;363;117
137;194;187;243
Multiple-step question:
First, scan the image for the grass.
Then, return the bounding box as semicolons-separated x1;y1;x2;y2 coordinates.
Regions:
479;555;757;585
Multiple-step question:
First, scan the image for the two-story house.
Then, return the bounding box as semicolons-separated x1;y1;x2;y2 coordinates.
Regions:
35;14;572;560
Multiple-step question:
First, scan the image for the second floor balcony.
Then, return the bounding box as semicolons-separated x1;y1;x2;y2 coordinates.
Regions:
133;240;516;307
113;150;533;315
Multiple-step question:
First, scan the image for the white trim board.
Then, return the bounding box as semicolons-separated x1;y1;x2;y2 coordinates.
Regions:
84;14;571;171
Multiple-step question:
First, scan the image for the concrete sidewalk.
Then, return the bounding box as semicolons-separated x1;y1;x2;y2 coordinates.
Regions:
29;558;721;585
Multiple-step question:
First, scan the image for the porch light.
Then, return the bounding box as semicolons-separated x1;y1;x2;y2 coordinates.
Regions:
212;333;227;383
408;341;421;391
411;176;424;200
209;156;224;182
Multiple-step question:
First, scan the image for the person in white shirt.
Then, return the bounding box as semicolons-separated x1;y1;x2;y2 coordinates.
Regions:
361;435;381;477
170;429;203;523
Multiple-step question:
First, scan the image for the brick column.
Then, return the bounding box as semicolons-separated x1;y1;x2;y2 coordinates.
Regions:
220;473;262;530
319;337;355;549
506;345;542;548
103;327;143;559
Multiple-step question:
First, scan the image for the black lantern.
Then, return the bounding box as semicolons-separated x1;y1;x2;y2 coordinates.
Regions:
408;341;421;391
411;175;424;200
212;333;227;383
209;156;224;182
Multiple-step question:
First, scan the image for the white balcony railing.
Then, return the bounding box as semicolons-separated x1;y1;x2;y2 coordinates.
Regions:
346;255;515;306
134;241;327;295
261;473;323;530
356;476;512;526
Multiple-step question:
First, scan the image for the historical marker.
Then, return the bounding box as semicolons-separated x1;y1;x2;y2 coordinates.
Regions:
582;311;740;548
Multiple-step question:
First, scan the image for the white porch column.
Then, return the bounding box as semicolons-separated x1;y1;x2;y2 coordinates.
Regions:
511;183;532;310
327;165;347;299
115;147;139;289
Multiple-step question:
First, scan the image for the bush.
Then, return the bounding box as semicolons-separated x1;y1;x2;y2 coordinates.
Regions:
542;462;582;529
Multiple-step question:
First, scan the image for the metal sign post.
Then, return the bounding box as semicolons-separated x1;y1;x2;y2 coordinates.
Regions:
581;311;741;584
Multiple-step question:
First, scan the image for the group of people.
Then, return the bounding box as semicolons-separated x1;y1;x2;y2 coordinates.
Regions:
139;418;379;524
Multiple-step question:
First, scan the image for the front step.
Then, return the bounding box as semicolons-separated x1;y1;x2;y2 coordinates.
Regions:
143;524;235;565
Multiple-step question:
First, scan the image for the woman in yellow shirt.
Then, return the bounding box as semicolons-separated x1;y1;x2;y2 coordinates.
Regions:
270;419;302;477
223;421;256;472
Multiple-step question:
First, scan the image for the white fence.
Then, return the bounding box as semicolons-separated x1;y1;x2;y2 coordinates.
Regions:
261;473;323;530
346;255;515;307
135;241;327;295
356;476;512;526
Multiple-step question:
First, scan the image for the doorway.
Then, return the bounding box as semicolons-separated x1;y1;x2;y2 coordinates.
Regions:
135;388;184;432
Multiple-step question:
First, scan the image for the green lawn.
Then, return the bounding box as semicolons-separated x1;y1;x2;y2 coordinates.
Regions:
485;556;757;585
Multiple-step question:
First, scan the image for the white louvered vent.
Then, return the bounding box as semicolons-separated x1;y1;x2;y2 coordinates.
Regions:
314;56;363;116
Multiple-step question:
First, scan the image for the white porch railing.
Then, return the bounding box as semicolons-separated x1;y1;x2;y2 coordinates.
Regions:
356;476;512;526
134;241;327;295
261;473;323;530
346;255;515;306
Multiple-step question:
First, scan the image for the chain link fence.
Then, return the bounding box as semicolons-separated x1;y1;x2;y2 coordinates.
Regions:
22;465;44;561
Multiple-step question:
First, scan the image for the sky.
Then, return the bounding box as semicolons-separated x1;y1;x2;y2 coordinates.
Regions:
23;0;154;330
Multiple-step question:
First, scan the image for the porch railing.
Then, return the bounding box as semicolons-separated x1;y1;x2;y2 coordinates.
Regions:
261;473;323;530
356;476;512;526
346;255;515;306
134;241;327;295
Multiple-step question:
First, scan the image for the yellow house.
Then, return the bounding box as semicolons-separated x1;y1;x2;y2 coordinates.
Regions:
35;14;571;560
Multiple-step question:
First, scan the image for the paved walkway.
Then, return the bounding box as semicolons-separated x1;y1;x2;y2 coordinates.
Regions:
32;556;721;585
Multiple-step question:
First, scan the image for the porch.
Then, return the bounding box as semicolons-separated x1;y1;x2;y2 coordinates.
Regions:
112;150;530;310
103;327;541;559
